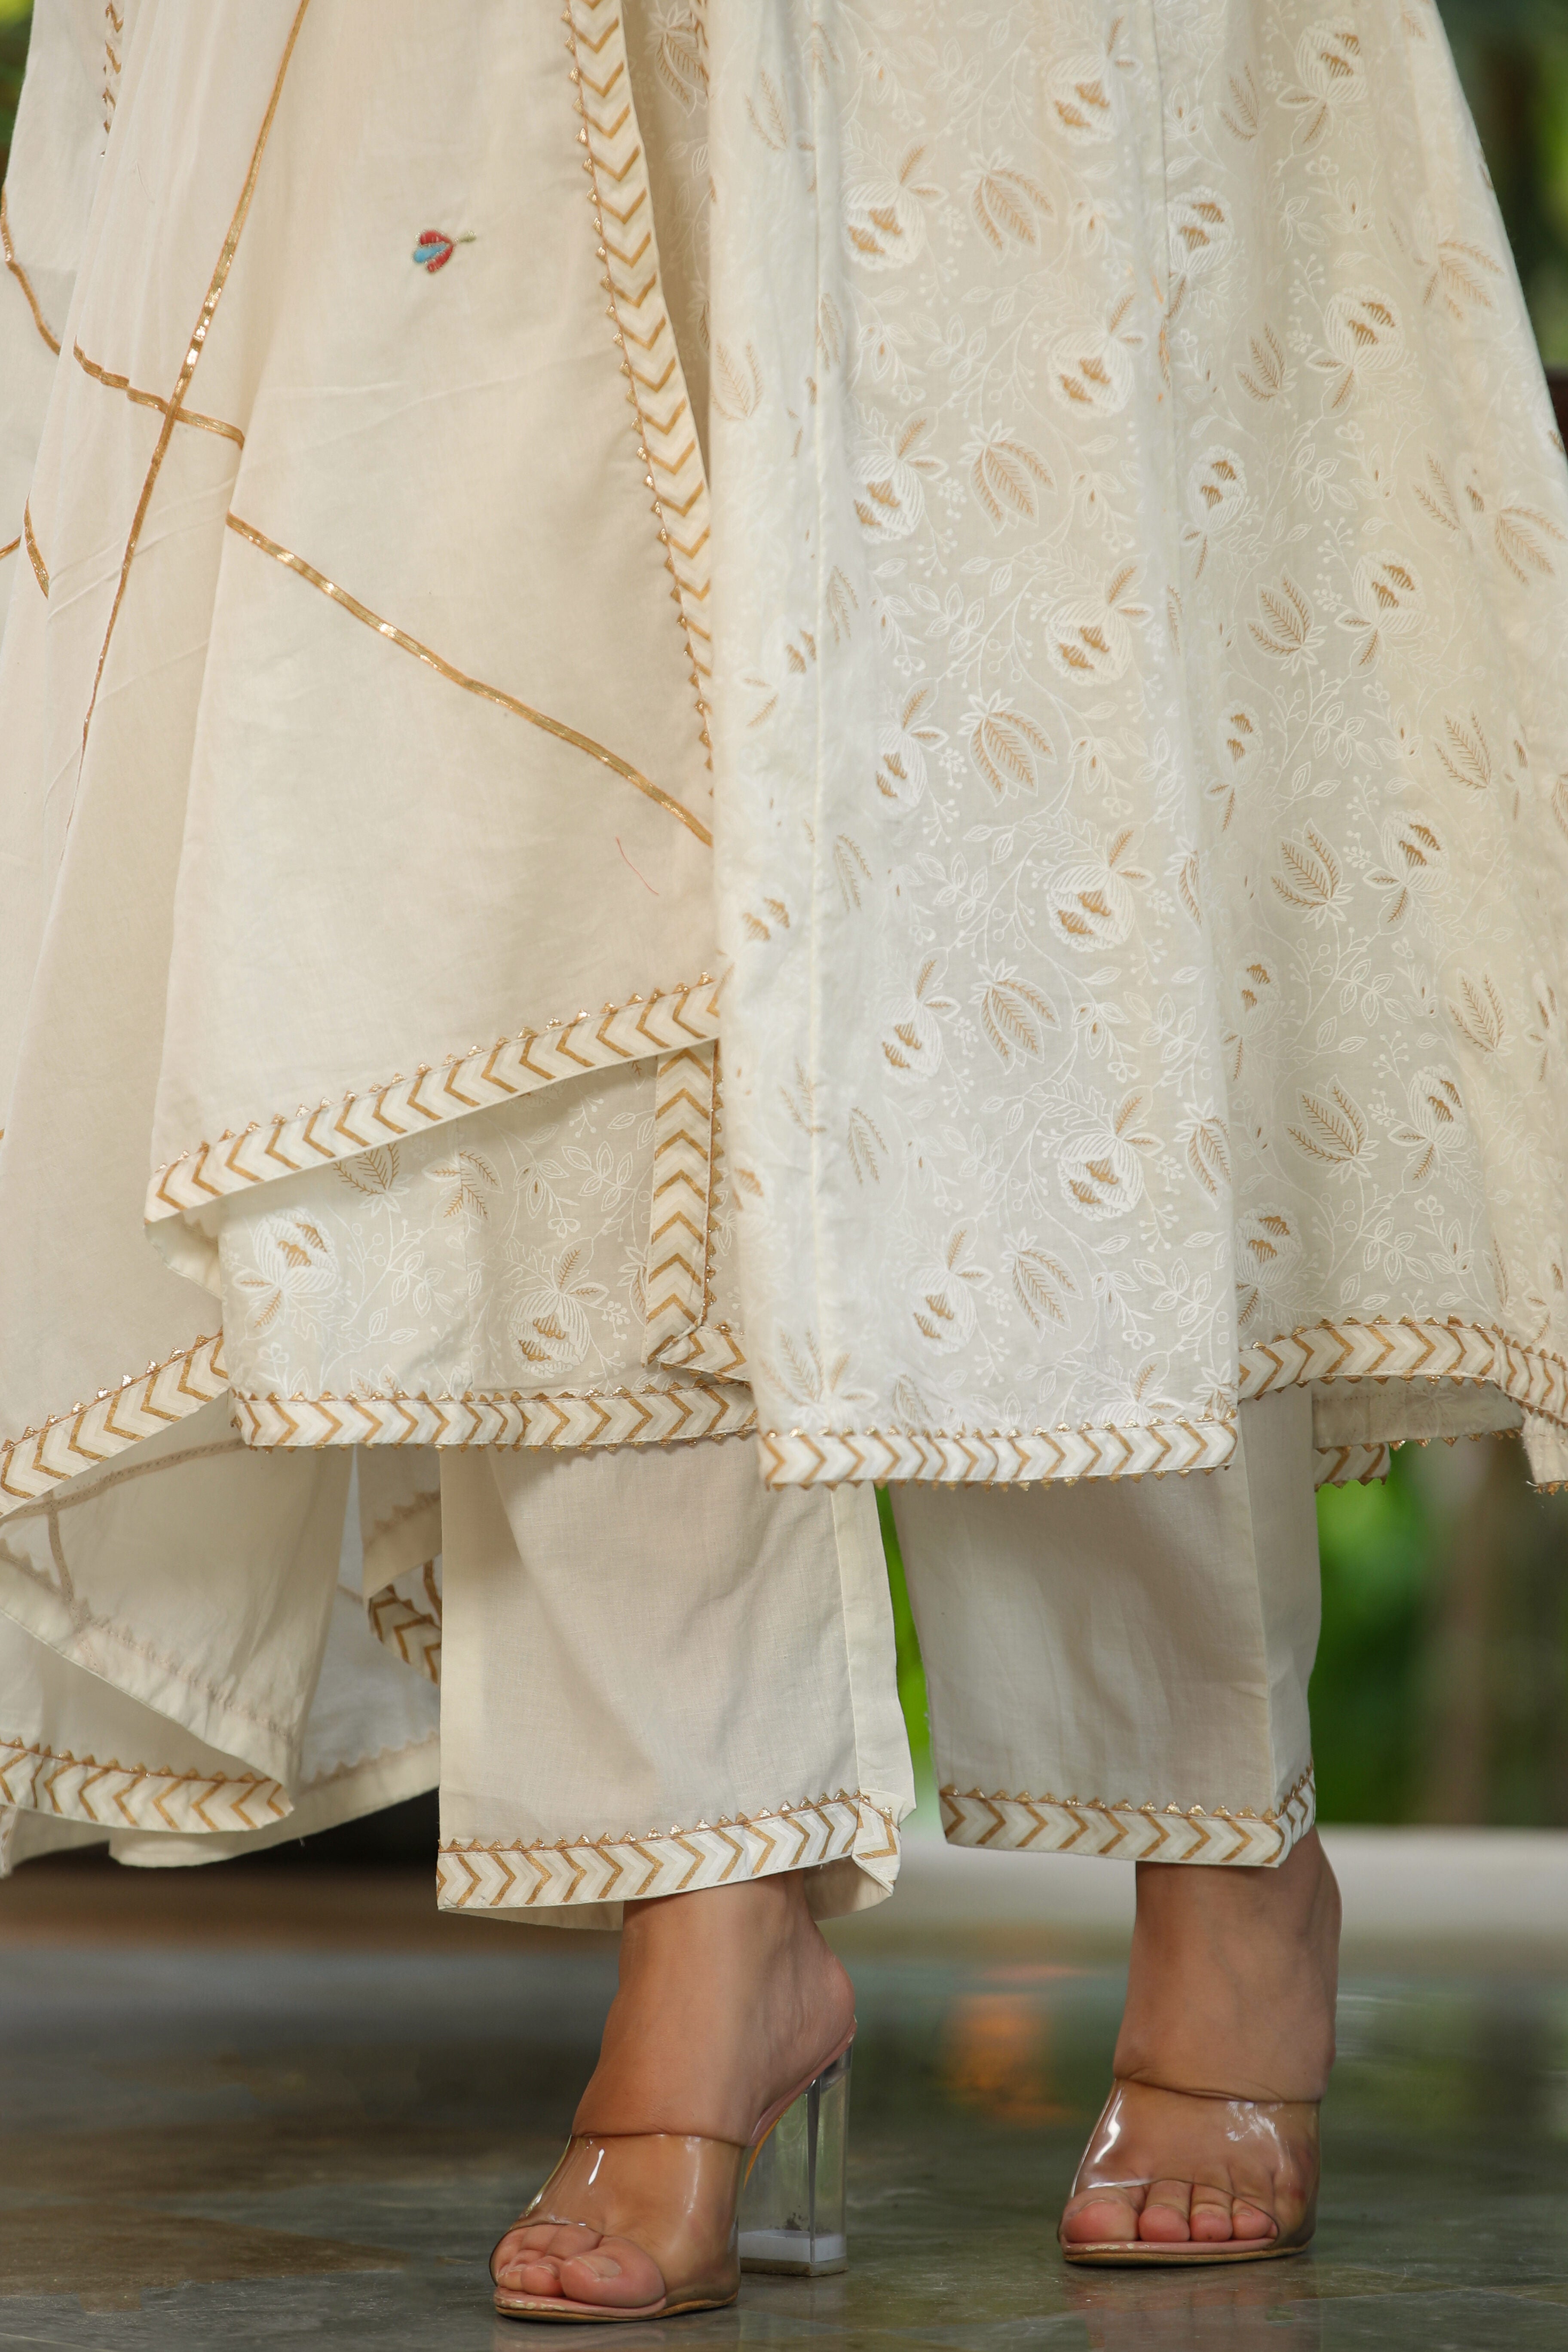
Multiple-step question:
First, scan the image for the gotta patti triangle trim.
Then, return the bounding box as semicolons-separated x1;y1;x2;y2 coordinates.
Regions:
437;1787;898;1912
231;1378;755;1452
940;1764;1315;1868
0;1736;288;1835
0;1336;228;1514
145;979;722;1223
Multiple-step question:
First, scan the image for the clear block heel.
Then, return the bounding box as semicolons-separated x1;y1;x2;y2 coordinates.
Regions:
738;2043;852;2275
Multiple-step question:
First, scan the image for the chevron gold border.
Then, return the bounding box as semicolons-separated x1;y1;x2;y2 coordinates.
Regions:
145;979;722;1222
758;1317;1568;1486
1314;1441;1389;1488
940;1765;1315;1869
367;1562;442;1683
565;0;713;756
437;1787;899;1912
759;1415;1238;1488
231;1378;754;1452
0;1335;227;1516
0;1736;289;1834
657;1320;747;1381
642;1044;716;1357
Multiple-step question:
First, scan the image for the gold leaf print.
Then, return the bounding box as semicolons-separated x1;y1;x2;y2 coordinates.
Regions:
711;340;763;421
1429;238;1502;315
825;566;859;644
971;431;1052;527
1210;703;1260;830
1049;57;1114;138
848;1108;888;1185
843;144;939;267
1495;504;1564;585
1447;971;1505;1054
979;977;1058;1066
426;1149;500;1220
971;165;1053;250
1170;192;1228;269
1185;1118;1232;1198
1412;451;1461;530
1176;852;1202;927
338;1145;401;1197
1248;573;1317;659
1369;816;1443;924
780;1060;825;1134
1435;711;1493;791
833;833;872;910
1314;289;1402;410
745;70;789;151
1270;823;1341;911
1288;1082;1367;1164
654;10;707;108
1239;324;1286;402
1390;1072;1464;1182
970;704;1052;796
1010;1247;1078;1329
1219;64;1260;140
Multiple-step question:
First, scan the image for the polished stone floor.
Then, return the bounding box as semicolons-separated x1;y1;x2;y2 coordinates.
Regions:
0;1859;1564;2348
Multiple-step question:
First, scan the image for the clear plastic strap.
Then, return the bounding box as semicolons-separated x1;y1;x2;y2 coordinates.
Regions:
738;2045;851;2275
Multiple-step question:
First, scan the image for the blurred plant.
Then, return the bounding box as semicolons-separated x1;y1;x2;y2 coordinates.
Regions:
0;3;28;190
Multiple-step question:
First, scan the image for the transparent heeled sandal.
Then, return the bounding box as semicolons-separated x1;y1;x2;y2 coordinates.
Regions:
1058;2079;1320;2268
491;2035;854;2322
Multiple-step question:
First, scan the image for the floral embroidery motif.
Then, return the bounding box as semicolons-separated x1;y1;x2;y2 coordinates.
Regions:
411;229;474;273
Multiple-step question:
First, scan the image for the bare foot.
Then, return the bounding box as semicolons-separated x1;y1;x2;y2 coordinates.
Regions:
493;1871;855;2307
1061;1828;1340;2250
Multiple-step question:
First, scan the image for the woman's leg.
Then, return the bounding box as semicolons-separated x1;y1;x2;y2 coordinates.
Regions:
437;1436;913;2311
893;1385;1337;2249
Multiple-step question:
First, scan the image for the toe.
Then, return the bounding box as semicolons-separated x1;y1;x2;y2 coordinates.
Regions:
1138;2179;1195;2243
493;2222;592;2294
1188;2188;1236;2243
1229;2199;1279;2243
557;2235;665;2310
1061;2187;1143;2245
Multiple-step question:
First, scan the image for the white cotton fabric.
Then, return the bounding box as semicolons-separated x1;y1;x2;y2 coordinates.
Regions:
707;0;1568;1481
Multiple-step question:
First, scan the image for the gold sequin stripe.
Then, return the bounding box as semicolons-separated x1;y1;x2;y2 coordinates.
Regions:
940;1765;1316;1870
0;534;18;563
761;1415;1239;1489
0;1335;227;1515
225;512;711;845
0;1736;288;1835
145;976;722;1222
230;1378;754;1453
0;187;61;355
73;342;246;446
642;1043;716;1358
22;503;48;598
438;1788;899;1912
566;0;713;759
77;0;312;783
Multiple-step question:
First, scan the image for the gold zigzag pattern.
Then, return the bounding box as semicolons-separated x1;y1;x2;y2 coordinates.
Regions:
367;1562;442;1683
760;1317;1568;1487
566;0;713;759
642;1044;717;1357
231;1378;754;1454
0;1335;227;1516
939;1765;1316;1869
146;978;722;1222
436;1787;899;1911
0;1735;288;1834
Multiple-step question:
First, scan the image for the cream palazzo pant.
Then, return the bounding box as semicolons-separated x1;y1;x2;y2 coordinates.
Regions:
435;1387;1320;1928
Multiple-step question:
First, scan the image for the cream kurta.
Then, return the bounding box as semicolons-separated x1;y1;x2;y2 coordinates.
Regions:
0;0;1561;1886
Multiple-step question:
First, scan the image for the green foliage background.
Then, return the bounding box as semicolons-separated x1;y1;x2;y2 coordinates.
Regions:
6;3;1568;1825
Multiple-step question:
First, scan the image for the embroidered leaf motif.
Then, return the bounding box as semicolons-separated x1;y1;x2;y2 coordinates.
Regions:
1271;824;1341;910
1435;712;1493;791
980;977;1058;1066
971;165;1053;250
1010;1248;1078;1329
971;432;1052;526
1447;972;1505;1055
1288;1083;1367;1164
970;705;1052;795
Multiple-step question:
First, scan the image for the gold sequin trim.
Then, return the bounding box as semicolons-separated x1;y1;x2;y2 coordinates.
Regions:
0;534;20;564
22;503;48;598
0;187;61;356
0;1334;227;1516
77;0;312;785
225;511;710;845
73;342;246;447
940;1763;1316;1869
438;1788;899;1911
